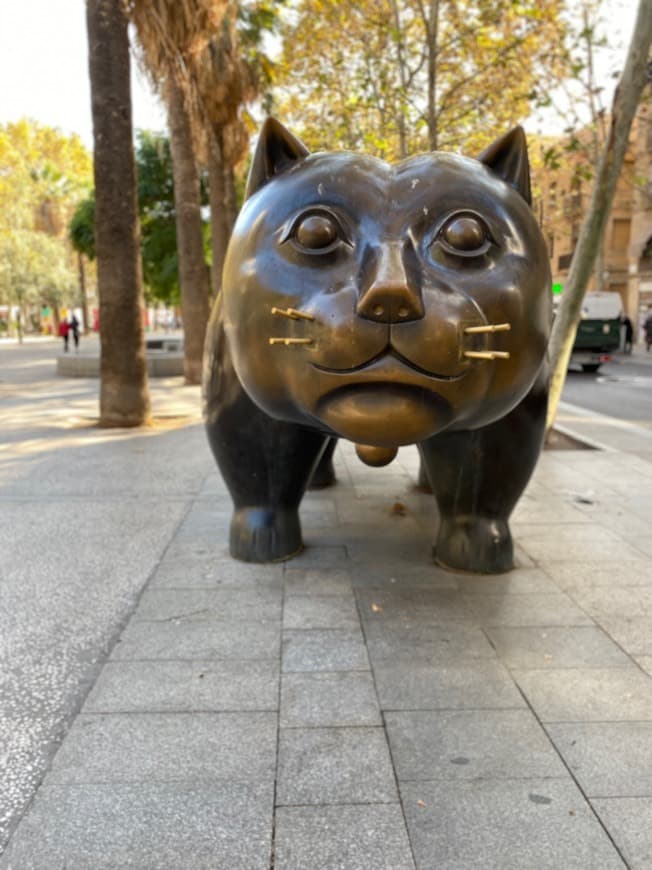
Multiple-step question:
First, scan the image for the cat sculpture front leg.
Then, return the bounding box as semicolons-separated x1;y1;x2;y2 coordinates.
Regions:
203;300;329;562
420;365;549;574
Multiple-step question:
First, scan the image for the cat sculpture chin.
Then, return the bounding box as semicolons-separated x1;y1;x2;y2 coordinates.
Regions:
203;118;551;574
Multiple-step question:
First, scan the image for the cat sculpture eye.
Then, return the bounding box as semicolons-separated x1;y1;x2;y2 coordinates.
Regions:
437;213;491;256
291;210;344;252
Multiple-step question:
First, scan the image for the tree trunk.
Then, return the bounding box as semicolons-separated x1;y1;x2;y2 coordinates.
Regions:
77;253;90;334
87;0;149;426
224;163;238;233
426;0;440;151
208;131;231;298
165;75;211;385
546;0;652;433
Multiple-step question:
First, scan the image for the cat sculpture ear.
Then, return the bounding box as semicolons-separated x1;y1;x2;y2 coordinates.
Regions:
244;117;310;200
478;126;532;206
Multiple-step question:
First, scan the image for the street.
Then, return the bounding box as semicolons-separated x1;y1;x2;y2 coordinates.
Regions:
563;348;652;424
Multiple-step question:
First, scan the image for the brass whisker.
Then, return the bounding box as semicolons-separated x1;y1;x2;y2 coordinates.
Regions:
464;350;510;360
464;323;511;334
269;337;314;346
271;307;315;321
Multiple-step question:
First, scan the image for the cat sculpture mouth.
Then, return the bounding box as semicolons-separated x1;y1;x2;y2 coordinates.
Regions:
312;346;466;383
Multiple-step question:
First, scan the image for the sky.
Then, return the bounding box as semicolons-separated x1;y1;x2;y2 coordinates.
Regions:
0;0;165;148
0;0;642;151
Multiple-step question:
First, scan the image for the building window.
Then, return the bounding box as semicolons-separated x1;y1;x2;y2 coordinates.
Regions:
612;218;631;252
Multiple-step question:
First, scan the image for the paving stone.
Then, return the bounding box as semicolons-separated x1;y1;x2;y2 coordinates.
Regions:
373;660;524;711
546;722;652;797
568;586;652;622
512;667;652;721
386;710;566;781
151;557;283;589
400;779;626;870
283;595;360;629
637;656;652;676
514;523;621;543
297;502;339;528
111;619;280;661
284;568;354;596
277;727;397;805
511;500;589;526
364;621;495;664
462;593;593;627
48;713;277;784
519;537;645;564
0;781;273;870
162;538;222;561
356;588;472;623
545;560;652;591
348;564;457;590
85;660;279;712
346;536;435;566
134;587;281;623
454;569;558;596
592;797;652;869
280;672;380;727
485;626;631;669
282;629;369;672
274;804;415;870
285;545;348;567
599;616;652;656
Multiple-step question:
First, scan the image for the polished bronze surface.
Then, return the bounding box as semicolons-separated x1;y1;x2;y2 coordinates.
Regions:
203;118;552;573
355;444;399;467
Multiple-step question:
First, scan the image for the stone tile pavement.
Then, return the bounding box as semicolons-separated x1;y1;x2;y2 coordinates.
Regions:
3;434;652;868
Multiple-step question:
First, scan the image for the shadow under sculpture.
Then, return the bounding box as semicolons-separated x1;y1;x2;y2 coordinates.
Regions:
203;118;551;574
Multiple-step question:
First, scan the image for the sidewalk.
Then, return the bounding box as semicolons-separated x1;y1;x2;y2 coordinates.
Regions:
2;358;652;867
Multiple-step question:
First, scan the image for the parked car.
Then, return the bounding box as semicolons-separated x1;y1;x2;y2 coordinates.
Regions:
554;291;622;373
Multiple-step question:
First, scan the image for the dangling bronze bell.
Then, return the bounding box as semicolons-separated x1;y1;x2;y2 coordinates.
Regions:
355;444;399;467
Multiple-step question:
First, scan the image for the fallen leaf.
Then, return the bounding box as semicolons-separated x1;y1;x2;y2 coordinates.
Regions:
371;603;383;613
390;501;407;516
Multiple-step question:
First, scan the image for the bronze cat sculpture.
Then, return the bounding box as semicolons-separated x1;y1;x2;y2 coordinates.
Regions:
203;118;551;574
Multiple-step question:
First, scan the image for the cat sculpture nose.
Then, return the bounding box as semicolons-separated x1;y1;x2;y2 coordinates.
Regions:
356;243;424;323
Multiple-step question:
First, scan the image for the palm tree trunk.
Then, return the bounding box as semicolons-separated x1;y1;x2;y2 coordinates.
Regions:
87;0;150;426
77;253;90;334
208;131;231;298
165;75;211;384
224;163;238;232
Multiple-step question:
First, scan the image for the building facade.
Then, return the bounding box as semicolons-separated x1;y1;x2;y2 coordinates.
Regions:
533;94;652;333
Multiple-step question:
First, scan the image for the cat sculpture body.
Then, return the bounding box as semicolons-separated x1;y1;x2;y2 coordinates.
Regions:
203;118;551;574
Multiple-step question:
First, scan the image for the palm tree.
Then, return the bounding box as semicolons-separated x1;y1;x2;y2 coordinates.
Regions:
127;0;223;384
87;0;150;426
192;10;257;296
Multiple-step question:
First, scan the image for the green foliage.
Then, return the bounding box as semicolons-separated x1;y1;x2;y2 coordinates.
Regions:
68;130;210;306
136;131;179;303
272;0;568;158
70;195;96;260
0;229;77;308
0;119;92;309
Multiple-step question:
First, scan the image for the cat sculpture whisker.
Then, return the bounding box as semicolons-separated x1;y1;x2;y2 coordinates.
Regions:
271;307;315;321
463;350;511;360
269;337;314;346
464;323;511;334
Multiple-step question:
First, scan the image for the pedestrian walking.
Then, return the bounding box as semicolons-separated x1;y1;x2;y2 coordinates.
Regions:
69;314;80;351
645;312;652;352
58;319;69;352
622;315;633;353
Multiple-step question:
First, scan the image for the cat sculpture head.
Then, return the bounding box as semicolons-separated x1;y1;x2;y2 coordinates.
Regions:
221;118;551;447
